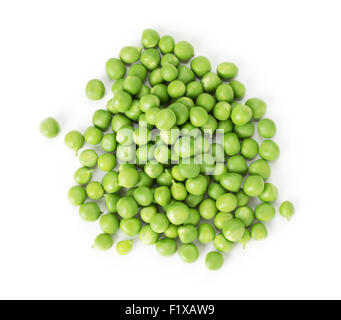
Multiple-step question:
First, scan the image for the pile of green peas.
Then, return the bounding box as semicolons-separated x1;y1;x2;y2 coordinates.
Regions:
42;29;295;270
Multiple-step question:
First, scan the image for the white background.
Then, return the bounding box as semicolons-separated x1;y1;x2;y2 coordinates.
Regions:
0;0;340;300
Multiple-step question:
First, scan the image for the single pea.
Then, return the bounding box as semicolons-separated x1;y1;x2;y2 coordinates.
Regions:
139;225;159;245
160;128;180;145
150;84;169;104
161;53;180;67
65;130;84;154
79;202;101;221
116;196;138;219
186;175;208;196
105;58;126;80
123;75;142;95
156;238;177;257
74;167;92;185
280;201;295;220
118;167;139;188
111;78;125;94
39;117;59;138
214;233;234;253
259;183;278;202
140;205;157;223
92;109;111;131
154;109;176;131
251;223;268;240
125;100;142;121
216;193;238;213
153;185;171;206
79;149;98;168
144;162;164;179
92;233;113;250
149;213;169;233
104;193;121;213
255;202;276;222
116;125;134;145
201;115;218;135
205;251;224;270
212;164;228;183
236;190;250;207
174;136;195;159
161;63;178;82
249;159;271;180
223;218;245;242
85;79;105;100
220;173;243;193
120;217;141;236
217;62;238;80
223;132;241;156
166;201;190;225
259;140;280;161
68;186;86;206
178;163;200;179
156;170;172;187
120;46;140;64
177;65;195;85
191;56;211;77
133;186;154;206
213;101;231;121
86;181;104;200
231;104;252;126
245;98;267;120
227;155;248;174
184;208;200;226
136;171;153;188
217;119;234;133
214;212;233;230
258;118;277;138
84;126;103;145
239;229;250;249
241;138;259;159
198;223;215;244
170;182;187;201
140;48;161;70
111;90;132;113
100;133;117;153
144;107;160;126
186;81;203;99
185;194;204;208
99;213;119;234
174;41;194;61
169;102;189;126
229;80;245;100
116;144;135;163
207;183;225;200
163;224;178;239
178;224;198;243
167;80;186;99
235;206;254;227
141;29;160;48
243;175;265;197
154;144;170;164
116;240;133;255
196;93;216;112
181;122;200;137
215;83;234;102
189;106;209;127
234;122;255;138
148;67;163;86
198;199;217;220
178;243;199;263
97;153;116;172
159;35;175;53
129;64;148;81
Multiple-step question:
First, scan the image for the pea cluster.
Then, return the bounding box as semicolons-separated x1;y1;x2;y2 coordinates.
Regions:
51;29;295;270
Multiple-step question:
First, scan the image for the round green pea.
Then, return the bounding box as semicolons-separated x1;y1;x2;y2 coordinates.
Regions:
220;173;243;193
241;138;259;159
179;244;199;263
111;114;132;133
249;159;271;180
191;56;211;77
259;140;280;161
65;130;84;154
105;194;120;213
74;167;92;185
118;167;139;188
39;117;59;138
234;122;255;138
155;109;177;131
120;217;141;236
198;223;215;244
156;238;177;256
139;225;159;245
243;175;265;197
177;65;195;85
167;80;186;99
133;186;153;206
215;83;234;102
116;240;133;255
140;48;161;70
280;201;295;220
111;78;125;94
85;79;105;100
231;104;252;126
217;62;238;80
86;181;104;200
68;186;86;206
185;194;204;208
99;213;119;234
214;234;234;253
223;132;241;156
150;84;169;103
258;118;277;138
93;233;113;250
79;202;101;221
205;251;224;270
105;58;126;80
229;80;245;100
84;126;103;145
161;63;178;82
101;133;117;152
178;224;198;243
79;149;98;168
161;53;179;67
102;171;120;193
189;106;209;127
216;193;238;213
92;109;111;131
223;218;245;242
141;29;160;48
174;41;194;61
235;206;254;227
259;183;278;202
150;213;170;233
144;162;164;179
116;196;138;219
164;224;178;239
166;202;190;225
255;202;275;222
199;199;218;220
214;212;233;230
129;64;148;81
123;75;142;95
185;175;207;196
159;35;175;54
251;223;268;240
245;98;267;120
140;205;157;223
97;153;116;172
171;182;187;201
236;190;250;207
213;101;231;121
186;81;203;99
120;46;140;64
227;155;248;174
169;102;189;126
111;91;132;113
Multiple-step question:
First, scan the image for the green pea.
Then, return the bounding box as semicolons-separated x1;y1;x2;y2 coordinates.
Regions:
74;167;92;185
111;78;125;94
174;40;194;61
213;101;231;121
85;79;105;100
144;162;164;178
189;106;209;127
251;223;268;240
84;126;103;145
217;119;234;133
68;186;86;206
156;238;177;256
65;130;84;154
101;133;117;152
259;140;280;161
79;149;98;168
212;164;228;183
79;202;101;222
214;212;233;230
133;186;153;206
156;170;173;186
97;153;116;172
111;114;132;133
118;167;139;188
154;109;176;131
141;29;160;48
140;205;157;223
197;223;215;244
179;244;199;263
220;173;243;192
229;80;245;100
245;98;267;120
241;138;259;159
154;186;171;207
207;183;225;200
223;132;241;156
236;190;250;207
120;217;141;236
259;183;278;202
249;159;271;180
196;93;215;112
120;46;140;64
160;128;180;145
186;175;207;196
105;58;126;80
140;48;160;70
177;65;195;85
243;175;265;197
116;240;133;255
166;201;190;225
178;224;198;243
149;213;169;233
255;202;275;222
39;117;59;138
280;201;295;221
136;171;153;188
139;225;159;245
227;155;248;174
116;144;135;162
215;83;234;102
198;199;217;220
92;109;111;131
86;181;104;200
223;218;245;242
116;196;138;219
185;194;204;208
216;193;238;213
164;224;179;239
101;171;120;193
129;64;148;81
159;35;175;54
111;90;132;113
214;233;234;253
161;63;178;82
151;84;169;104
235;206;254;227
191;56;211;77
169;102;189;126
186;81;203;99
105;194;121;213
123;75;142;95
258;118;277;138
239;229;250;249
161;53;179;67
170;182;187;201
100;213;119;234
167;80;186;99
92;233;113;250
205;251;224;270
231;104;252;126
149;68;163;86
234;122;255;138
217;62;238;80
183;208;200;226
